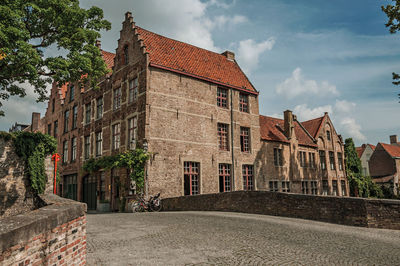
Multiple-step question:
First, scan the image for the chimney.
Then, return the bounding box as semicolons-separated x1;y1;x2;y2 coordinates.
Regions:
284;110;294;139
95;40;101;49
390;135;399;145
221;50;235;61
31;112;40;132
125;11;132;20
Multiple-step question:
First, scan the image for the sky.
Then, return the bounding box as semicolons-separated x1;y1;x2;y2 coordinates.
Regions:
1;0;400;146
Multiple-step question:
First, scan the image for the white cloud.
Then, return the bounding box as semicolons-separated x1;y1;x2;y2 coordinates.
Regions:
294;104;332;121
334;99;356;113
340;117;367;142
276;68;339;99
236;38;275;74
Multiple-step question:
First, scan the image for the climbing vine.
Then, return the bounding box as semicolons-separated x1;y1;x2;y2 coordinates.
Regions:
1;131;57;194
82;149;149;189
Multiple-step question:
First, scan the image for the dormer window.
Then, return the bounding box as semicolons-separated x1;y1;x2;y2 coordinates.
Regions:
123;45;129;65
327;130;331;141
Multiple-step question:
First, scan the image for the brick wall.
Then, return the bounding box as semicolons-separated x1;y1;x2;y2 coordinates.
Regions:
162;191;400;230
0;195;86;266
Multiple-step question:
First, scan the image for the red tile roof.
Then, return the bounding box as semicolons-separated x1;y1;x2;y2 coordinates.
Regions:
380;143;400;158
301;116;324;139
356;147;364;158
136;26;256;94
259;115;316;147
59;50;115;99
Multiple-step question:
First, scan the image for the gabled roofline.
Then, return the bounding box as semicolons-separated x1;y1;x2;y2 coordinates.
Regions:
295;119;316;142
149;62;259;95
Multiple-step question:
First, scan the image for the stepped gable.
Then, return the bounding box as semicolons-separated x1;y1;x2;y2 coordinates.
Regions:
135;26;256;94
259;115;316;147
59;50;115;99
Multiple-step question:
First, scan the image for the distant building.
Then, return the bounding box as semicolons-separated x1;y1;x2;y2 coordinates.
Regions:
369;135;400;195
9;122;29;133
257;111;348;196
356;144;376;176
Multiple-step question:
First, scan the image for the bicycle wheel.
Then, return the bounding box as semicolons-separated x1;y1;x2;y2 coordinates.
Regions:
150;199;162;212
131;202;139;213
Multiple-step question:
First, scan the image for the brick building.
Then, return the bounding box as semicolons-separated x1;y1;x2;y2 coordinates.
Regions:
257;111;348;196
369;135;400;195
23;12;348;210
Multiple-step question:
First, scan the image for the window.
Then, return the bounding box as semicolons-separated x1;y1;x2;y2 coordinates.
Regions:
84;136;90;160
47;124;51;135
96;97;103;119
301;181;309;194
54;120;58;138
332;180;338;196
219;164;231;192
242;165;254;191
52;98;55;113
85;103;91;125
319;151;326;170
239;93;249;112
322;180;329;195
218;123;229;151
71;137;77;162
240;127;250;153
112;123;120;150
282;181;290;192
299;151;307;167
217;87;228;108
129;78;138;103
113;87;121;110
269;181;278;192
64;110;69;133
72;105;78;129
128;117;137;150
327;130;331;141
329;151;335;170
338;152;343;171
62;140;68;163
70;85;74;102
311;181;318;195
123;45;129;65
309;152;316;168
274;148;283;166
341;180;346;196
95;131;102;157
184;162;200;195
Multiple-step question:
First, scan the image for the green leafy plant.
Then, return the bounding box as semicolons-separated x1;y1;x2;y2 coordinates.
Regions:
12;131;57;194
82;149;149;189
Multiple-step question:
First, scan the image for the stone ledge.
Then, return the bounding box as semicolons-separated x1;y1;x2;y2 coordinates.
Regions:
0;194;86;252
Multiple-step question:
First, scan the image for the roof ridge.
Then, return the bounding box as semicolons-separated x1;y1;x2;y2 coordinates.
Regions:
136;25;226;58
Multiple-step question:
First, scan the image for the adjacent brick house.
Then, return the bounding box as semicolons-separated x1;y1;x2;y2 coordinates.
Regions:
22;12;348;210
356;144;376;176
257;111;348;196
369;135;400;195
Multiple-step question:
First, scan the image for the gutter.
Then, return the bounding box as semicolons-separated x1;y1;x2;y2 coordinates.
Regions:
230;88;235;191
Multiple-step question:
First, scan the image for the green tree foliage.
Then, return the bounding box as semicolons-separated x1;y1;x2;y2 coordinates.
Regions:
0;0;111;116
82;149;149;189
12;131;57;194
382;0;400;99
344;138;384;198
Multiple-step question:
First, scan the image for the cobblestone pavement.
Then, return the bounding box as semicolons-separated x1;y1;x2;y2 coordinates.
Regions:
86;211;400;265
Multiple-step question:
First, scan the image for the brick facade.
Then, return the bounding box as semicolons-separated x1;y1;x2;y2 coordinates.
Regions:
25;12;348;210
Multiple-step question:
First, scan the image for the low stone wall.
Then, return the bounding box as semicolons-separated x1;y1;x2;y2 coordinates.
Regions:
162;191;400;230
0;194;87;265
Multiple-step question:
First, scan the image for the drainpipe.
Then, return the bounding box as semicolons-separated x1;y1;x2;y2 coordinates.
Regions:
230;88;235;191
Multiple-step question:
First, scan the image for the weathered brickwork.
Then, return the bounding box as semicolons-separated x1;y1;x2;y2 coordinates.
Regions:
162;191;400;230
0;216;86;266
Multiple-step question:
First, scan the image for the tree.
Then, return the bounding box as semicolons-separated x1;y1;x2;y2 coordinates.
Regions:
344;138;363;197
0;0;111;116
382;0;400;100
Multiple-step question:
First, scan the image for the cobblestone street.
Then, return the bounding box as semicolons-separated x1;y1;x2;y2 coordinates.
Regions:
87;211;400;265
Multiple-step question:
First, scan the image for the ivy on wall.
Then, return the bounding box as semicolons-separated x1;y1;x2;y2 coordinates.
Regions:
82;149;149;189
0;131;57;194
